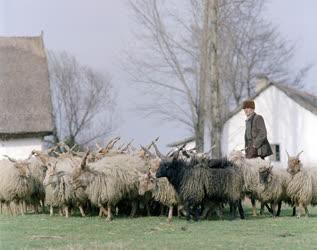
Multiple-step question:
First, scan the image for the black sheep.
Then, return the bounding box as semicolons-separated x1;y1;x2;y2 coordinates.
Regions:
156;157;245;221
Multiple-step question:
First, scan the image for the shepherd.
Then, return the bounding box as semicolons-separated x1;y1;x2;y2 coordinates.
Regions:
243;100;273;159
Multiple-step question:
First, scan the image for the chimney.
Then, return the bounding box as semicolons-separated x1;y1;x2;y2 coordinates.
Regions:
255;75;269;93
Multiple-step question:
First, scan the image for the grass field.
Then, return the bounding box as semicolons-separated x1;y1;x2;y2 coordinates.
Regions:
1;206;317;250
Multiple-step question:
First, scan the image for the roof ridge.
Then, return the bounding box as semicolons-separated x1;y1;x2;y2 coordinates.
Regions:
274;82;317;99
0;35;45;58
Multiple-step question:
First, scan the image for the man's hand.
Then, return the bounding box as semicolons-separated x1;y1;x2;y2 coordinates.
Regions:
246;145;258;159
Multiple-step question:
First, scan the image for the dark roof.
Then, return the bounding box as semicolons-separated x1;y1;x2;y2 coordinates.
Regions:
0;35;53;137
226;82;317;121
274;83;317;116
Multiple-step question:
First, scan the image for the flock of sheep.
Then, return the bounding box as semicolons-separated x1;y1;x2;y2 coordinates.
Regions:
0;137;316;222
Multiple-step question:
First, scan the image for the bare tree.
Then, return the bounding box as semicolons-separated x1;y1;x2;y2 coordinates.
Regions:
126;0;207;151
127;0;310;154
48;51;116;147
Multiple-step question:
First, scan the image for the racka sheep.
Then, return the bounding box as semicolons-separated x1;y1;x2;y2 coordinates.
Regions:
71;152;152;221
257;164;291;217
0;159;32;215
138;171;180;222
286;151;317;218
228;150;274;216
156;157;245;221
43;161;87;217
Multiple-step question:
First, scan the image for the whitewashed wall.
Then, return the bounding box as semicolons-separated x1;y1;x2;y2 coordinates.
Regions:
0;137;43;160
221;85;317;167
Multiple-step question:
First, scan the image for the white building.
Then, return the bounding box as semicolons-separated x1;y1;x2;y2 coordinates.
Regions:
0;34;53;159
168;79;317;167
222;80;317;167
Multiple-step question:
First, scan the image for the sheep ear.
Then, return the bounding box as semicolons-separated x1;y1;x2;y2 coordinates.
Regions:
296;150;303;158
80;151;90;169
172;149;180;160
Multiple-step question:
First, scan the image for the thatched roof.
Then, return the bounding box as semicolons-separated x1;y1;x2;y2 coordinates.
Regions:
0;34;53;138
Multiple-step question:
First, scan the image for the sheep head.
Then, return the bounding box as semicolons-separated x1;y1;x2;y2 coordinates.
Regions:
14;162;31;178
156;157;182;180
32;150;50;166
138;171;156;195
258;164;273;184
2;155;31;178
228;150;245;165
43;160;57;186
286;150;303;175
71;151;91;190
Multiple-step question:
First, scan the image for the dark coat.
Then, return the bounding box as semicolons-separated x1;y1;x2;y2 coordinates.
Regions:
245;113;273;158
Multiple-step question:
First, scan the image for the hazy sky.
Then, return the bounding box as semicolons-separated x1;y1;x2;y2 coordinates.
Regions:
1;0;316;152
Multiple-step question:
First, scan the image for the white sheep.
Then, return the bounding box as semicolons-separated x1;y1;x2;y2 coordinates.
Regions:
286;151;317;218
0;159;32;215
138;171;180;222
228;150;274;216
257;165;292;217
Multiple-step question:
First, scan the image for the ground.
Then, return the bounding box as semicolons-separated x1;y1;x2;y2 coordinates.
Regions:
1;206;317;250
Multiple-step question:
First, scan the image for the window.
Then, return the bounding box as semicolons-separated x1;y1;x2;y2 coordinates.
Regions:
269;144;280;162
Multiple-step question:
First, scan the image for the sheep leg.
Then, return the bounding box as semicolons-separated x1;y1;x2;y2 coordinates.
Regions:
177;205;186;217
99;206;108;217
184;202;191;221
238;199;245;219
264;203;273;214
130;201;138;218
216;204;224;220
201;201;212;219
160;205;165;216
79;206;86;217
50;205;54;216
167;206;173;223
292;207;296;216
106;204;112;221
297;203;305;218
33;204;39;214
304;206;309;217
40;200;44;213
260;203;265;215
59;207;63;216
6;202;13;216
230;201;237;219
23;201;27;214
276;201;282;216
271;202;277;218
145;203;151;217
193;205;200;222
64;206;69;218
177;205;181;217
20;201;25;216
251;198;257;216
13;202;19;215
0;202;2;214
201;206;210;220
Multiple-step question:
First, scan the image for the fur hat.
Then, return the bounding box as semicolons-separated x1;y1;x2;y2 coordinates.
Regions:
242;100;255;109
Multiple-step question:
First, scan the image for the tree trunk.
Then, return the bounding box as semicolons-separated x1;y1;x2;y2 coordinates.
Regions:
209;0;222;158
196;0;211;153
